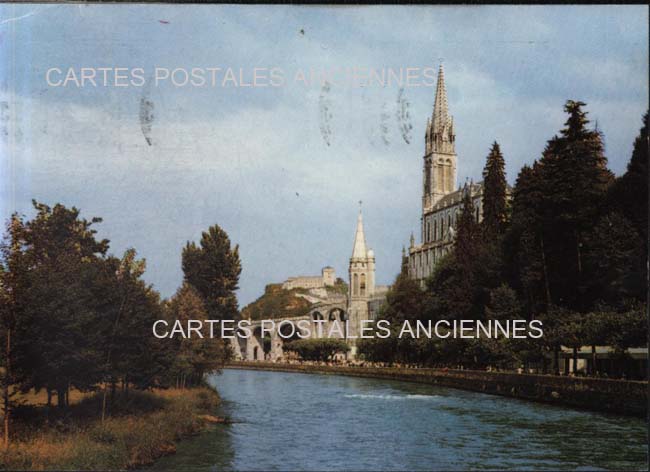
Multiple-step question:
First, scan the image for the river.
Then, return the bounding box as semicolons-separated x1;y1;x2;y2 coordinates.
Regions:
153;368;647;471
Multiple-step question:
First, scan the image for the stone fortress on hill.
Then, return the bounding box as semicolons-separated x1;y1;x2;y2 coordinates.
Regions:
238;65;490;360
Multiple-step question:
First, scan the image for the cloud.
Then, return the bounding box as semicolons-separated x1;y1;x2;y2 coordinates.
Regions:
0;5;647;305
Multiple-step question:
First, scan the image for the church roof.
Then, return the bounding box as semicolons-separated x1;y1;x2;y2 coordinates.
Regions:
428;182;484;213
351;211;368;259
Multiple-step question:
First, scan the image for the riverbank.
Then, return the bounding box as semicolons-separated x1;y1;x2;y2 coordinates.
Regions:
227;361;648;417
2;386;222;470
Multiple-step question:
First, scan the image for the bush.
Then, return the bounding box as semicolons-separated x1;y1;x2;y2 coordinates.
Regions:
283;338;350;361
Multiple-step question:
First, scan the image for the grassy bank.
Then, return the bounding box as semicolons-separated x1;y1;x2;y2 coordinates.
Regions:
2;386;221;470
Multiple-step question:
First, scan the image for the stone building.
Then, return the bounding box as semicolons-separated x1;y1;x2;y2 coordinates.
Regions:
407;65;486;286
281;266;336;290
238;210;388;361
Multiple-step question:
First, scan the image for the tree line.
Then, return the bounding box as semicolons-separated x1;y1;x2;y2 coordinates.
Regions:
0;204;240;448
359;101;647;377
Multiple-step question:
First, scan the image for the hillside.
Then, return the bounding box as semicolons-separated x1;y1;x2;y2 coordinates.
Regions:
241;284;313;320
241;279;349;320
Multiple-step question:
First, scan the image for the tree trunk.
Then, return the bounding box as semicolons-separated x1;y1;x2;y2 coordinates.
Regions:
57;388;66;408
540;236;552;309
3;328;11;450
576;231;583;310
101;385;108;422
46;389;52;407
591;345;597;376
572;346;578;375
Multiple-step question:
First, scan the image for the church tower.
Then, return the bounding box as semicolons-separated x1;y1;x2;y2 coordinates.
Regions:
349;210;375;301
348;209;375;353
422;64;457;211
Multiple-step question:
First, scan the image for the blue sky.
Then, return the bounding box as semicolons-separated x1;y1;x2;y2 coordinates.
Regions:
0;5;647;306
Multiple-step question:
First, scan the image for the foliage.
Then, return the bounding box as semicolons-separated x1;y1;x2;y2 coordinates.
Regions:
182;224;241;320
0;201;243;447
282;338;350;362
482;141;508;237
241;284;312;320
165;284;232;388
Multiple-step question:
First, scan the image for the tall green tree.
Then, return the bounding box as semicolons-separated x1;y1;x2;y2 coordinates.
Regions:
0;216;28;448
167;283;232;388
609;112;648;240
482;141;508;237
13;202;109;407
538;100;614;311
182;225;241;320
504;163;552;315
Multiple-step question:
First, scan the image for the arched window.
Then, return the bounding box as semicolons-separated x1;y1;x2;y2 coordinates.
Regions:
425;222;430;242
353;273;359;296
447;214;451;230
437;166;444;192
360;273;366;297
433;220;437;241
475;206;480;222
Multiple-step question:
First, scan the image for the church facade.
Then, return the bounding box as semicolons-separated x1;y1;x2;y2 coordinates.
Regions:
408;66;485;286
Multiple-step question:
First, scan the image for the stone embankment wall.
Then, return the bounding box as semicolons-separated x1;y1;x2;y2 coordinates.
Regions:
226;361;647;417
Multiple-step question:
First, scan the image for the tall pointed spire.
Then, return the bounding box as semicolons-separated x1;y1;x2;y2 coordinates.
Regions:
351;209;368;259
432;64;450;134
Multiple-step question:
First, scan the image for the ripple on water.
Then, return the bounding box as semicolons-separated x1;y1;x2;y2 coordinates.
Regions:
151;369;647;471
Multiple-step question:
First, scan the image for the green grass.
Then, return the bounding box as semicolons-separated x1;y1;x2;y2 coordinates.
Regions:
2;387;221;470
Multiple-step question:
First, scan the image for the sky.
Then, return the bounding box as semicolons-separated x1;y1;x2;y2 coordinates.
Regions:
0;5;648;306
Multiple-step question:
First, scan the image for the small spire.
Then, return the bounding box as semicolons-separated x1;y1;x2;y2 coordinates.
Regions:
351;208;368;259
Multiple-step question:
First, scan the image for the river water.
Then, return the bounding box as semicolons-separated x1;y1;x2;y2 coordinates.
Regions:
153;368;647;471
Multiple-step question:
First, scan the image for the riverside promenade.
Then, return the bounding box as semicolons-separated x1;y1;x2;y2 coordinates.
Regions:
227;361;648;417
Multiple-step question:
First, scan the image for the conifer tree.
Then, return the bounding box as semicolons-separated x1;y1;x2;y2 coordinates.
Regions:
505;162;550;314
482;141;508;237
538;100;614;311
609;112;648;241
455;186;481;264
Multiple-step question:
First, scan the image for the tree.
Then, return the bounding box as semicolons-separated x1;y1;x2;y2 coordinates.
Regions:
482;141;508;237
583;212;645;305
504;163;550;315
283;339;349;362
12;201;109;407
537;101;614;311
182;225;241;320
0;215;28;449
167;283;231;388
608;112;648;241
583;310;616;376
455;187;482;268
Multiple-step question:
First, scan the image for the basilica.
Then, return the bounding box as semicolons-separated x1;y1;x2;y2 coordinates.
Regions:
407;65;486;286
